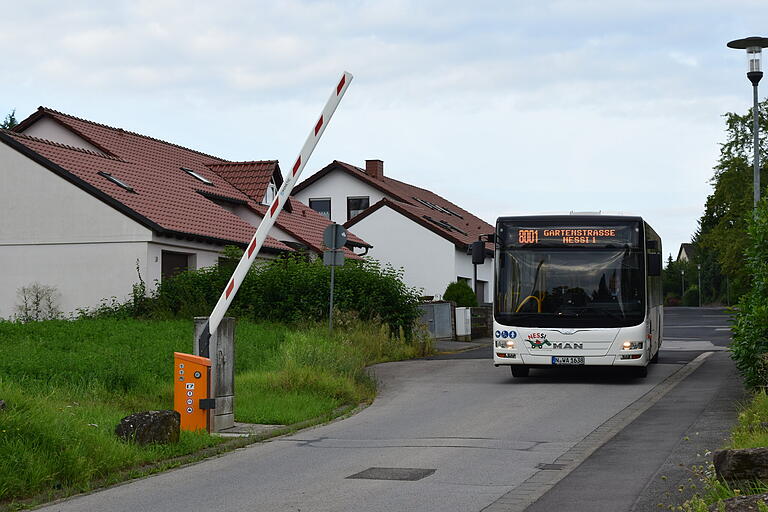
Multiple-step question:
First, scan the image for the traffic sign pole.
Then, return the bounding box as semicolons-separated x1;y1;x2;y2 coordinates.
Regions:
329;264;335;333
198;72;354;355
322;223;347;334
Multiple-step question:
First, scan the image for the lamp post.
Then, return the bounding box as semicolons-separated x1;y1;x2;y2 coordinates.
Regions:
697;264;702;307
728;36;768;208
681;268;685;297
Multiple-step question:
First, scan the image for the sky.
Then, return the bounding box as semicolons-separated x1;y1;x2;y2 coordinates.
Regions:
2;0;767;260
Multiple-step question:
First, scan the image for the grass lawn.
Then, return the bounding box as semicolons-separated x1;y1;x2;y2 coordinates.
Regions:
0;318;427;505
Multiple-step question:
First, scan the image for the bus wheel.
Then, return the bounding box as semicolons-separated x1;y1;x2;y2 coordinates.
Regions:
511;366;530;378
650;350;659;364
633;365;648;378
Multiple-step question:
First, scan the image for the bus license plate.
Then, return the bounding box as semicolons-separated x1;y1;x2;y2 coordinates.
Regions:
552;356;585;365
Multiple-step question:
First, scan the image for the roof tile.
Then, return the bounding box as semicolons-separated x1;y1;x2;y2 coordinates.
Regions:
2;108;370;255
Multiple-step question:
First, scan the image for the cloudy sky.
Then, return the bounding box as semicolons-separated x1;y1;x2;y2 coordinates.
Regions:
3;1;767;259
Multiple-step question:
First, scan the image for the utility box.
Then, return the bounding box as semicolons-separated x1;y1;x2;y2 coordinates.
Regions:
173;352;212;432
455;307;472;342
194;317;235;432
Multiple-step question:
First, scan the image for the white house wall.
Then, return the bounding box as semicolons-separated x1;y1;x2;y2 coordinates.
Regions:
0;141;158;317
294;169;388;224
21;117;106;155
348;206;456;298
0;143;152;244
454;248;494;303
0;242;150;318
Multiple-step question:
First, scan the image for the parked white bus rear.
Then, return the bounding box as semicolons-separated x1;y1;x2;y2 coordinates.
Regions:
492;214;663;378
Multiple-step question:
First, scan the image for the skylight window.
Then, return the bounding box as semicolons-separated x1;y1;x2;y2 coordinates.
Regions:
423;215;468;236
98;171;135;193
412;197;463;219
182;167;213;185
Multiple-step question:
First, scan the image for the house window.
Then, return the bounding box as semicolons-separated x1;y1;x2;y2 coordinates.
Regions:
347;196;369;220
457;277;471;287
161;251;193;280
309;198;331;219
263;180;278;205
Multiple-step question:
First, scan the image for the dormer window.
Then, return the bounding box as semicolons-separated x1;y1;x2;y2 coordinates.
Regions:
263;180;278;205
97;171;135;193
347;196;369;220
182;167;213;185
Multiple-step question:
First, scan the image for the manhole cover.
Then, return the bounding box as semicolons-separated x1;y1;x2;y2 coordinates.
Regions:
347;467;436;481
536;463;566;470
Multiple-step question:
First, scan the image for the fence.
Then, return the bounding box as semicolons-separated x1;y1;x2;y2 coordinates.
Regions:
470;306;492;338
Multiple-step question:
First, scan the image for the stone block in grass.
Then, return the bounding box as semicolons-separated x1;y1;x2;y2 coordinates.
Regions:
714;447;768;482
115;410;180;445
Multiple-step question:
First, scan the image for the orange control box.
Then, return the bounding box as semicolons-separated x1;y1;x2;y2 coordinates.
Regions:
173;352;212;432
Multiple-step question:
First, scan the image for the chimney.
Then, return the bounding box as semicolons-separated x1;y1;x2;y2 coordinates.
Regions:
365;159;384;179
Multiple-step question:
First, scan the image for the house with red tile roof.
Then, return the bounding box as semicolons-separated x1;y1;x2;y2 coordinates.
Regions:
293;160;494;302
0;107;370;318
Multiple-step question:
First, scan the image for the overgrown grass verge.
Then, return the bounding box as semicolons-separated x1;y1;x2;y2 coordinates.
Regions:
680;392;768;511
0;317;430;506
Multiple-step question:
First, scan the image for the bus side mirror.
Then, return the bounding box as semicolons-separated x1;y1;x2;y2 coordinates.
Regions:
471;241;486;265
647;253;662;276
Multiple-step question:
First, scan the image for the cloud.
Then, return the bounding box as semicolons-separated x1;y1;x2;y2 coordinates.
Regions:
2;0;767;259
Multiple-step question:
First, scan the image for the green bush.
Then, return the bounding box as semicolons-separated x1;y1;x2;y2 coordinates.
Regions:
731;198;768;389
664;292;681;307
682;286;700;307
86;253;423;339
442;281;478;307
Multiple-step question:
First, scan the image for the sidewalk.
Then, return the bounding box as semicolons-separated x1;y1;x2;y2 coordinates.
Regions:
522;351;744;512
434;337;491;354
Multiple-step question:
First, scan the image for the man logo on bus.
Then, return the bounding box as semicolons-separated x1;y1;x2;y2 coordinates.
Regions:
527;332;551;349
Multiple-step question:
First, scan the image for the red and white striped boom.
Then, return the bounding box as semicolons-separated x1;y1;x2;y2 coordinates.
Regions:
198;72;353;354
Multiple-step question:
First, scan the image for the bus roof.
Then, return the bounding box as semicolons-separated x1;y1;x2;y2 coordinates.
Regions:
496;214;645;224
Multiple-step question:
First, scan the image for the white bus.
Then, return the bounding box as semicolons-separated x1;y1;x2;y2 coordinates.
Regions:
490;214;663;378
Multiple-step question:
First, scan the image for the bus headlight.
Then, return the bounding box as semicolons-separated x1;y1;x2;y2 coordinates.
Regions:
622;341;643;350
495;339;515;349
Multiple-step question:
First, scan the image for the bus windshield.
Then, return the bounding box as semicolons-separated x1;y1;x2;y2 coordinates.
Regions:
495;221;645;328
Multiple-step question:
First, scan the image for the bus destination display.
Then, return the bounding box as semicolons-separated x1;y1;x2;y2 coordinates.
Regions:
511;225;638;248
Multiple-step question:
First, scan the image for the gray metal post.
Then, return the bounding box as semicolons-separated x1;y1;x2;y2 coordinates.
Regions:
194;317;235;432
681;270;685;296
698;265;702;307
329;264;335;333
753;83;761;208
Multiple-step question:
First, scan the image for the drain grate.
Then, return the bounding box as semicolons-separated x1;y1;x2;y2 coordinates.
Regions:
536;463;567;470
347;467;436;481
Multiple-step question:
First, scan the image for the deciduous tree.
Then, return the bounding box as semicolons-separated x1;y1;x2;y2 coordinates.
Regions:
695;98;767;302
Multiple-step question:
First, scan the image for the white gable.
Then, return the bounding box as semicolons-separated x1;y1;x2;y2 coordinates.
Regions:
21;117;106;155
0;142;151;244
293;168;390;225
348;205;455;298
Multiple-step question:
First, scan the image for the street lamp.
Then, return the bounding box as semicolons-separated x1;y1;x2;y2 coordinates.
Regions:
681;268;685;297
728;36;768;208
697;264;702;307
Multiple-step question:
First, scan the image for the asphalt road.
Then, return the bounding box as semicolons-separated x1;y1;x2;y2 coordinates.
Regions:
38;308;738;512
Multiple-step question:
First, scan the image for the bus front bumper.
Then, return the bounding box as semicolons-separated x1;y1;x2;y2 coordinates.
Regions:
494;352;648;367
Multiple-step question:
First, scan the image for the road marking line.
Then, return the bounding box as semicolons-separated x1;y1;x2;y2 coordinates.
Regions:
665;325;731;328
480;352;714;512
